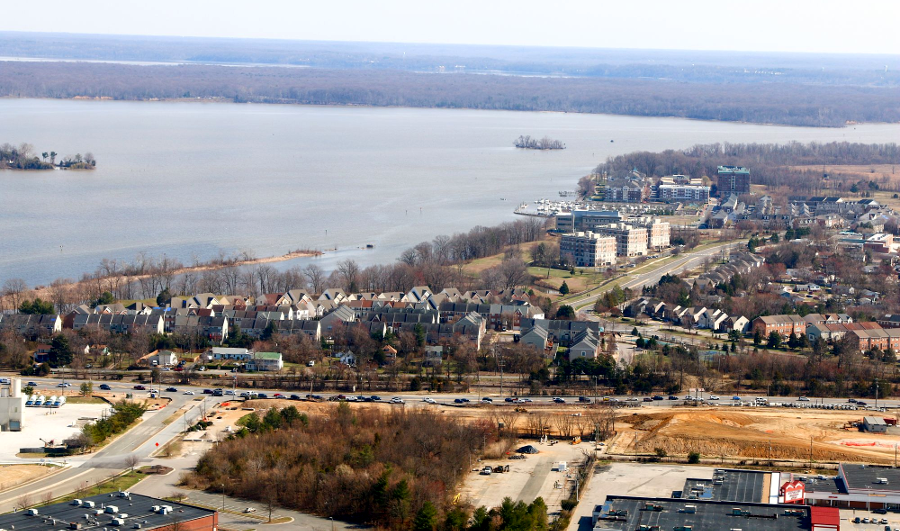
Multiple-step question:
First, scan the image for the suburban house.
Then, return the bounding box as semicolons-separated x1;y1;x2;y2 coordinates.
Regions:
519;325;553;354
209;347;253;362
33;343;51;364
723;315;751;334
567;329;600;362
336;350;357;367
246;351;283;372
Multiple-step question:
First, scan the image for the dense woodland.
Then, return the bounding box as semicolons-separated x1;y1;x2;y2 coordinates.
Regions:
189;405;488;529
1;61;898;127
582;142;900;197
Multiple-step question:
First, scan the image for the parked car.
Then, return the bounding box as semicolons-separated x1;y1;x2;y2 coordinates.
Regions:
165;387;178;392
183;390;195;395
423;397;437;404
480;466;493;475
133;385;146;390
99;384;111;390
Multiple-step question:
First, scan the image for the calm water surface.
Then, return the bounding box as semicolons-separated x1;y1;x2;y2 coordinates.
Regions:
2;98;900;286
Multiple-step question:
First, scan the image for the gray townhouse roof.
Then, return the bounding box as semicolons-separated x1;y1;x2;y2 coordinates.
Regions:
0;313;60;336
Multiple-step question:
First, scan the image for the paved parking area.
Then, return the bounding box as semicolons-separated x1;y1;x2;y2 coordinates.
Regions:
0;402;109;460
460;440;593;514
841;509;900;531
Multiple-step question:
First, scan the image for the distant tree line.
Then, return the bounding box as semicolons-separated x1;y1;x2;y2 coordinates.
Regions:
514;135;565;150
0;142;95;170
592;141;900;195
1;61;898;127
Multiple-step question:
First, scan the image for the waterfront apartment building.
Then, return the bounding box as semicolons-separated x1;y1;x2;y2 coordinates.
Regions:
554;209;622;233
658;183;710;203
560;232;617;268
594;224;648;257
604;176;650;203
717;165;751;196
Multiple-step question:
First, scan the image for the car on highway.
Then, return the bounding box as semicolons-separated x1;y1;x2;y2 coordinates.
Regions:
134;385;146;390
798;396;810;401
371;395;382;401
99;384;112;390
505;397;515;403
289;394;301;400
57;382;72;387
668;395;679;400
708;395;720;400
626;397;639;402
202;389;213;394
274;393;285;399
732;396;741;401
552;397;566;403
26;381;38;387
848;398;857;403
256;393;269;399
165;387;178;392
652;396;664;401
856;401;868;407
482;397;493;403
519;398;533;403
390;397;404;404
225;390;235;395
578;396;591;403
423;397;437;404
183;390;195;395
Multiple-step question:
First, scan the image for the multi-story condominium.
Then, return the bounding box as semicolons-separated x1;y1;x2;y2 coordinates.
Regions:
594;224;648;257
560;231;617;267
648;220;671;249
604;176;650;203
717;165;751;196
658;183;710;203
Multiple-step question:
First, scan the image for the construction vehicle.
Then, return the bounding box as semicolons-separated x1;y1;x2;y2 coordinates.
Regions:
493;465;510;473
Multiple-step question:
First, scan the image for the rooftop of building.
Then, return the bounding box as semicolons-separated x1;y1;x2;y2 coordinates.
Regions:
678;469;769;503
592;496;808;531
0;493;215;531
840;463;900;492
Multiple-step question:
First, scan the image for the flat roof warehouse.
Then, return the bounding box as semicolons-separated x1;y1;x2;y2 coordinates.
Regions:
0;493;217;531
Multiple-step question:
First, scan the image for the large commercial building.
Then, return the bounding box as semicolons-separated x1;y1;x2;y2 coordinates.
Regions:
0;377;25;431
0;493;218;531
554;210;622;233
658;183;711;203
717;165;752;196
594;224;648;257
560;232;617;268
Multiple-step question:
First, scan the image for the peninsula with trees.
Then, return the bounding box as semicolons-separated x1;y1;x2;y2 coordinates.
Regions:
514;135;565;150
1;143;96;170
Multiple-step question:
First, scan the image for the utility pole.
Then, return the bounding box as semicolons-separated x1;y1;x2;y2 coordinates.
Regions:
875;378;879;410
809;436;813;472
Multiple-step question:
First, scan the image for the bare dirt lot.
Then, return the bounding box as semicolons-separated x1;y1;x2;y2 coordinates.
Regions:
611;406;900;464
0;464;58;492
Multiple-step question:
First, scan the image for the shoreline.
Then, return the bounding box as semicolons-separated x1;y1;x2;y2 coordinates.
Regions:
5;248;324;307
0;94;879;130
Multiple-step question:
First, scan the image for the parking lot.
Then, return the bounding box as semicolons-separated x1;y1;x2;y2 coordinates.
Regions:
842;510;900;531
459;439;595;515
0;402;109;460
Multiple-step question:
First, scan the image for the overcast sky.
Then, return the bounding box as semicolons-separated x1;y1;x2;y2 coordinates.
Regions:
3;0;899;55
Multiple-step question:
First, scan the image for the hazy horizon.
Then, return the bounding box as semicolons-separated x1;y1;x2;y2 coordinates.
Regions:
1;0;898;56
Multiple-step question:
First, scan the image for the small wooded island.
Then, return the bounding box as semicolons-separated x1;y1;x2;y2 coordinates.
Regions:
514;135;565;150
1;142;96;170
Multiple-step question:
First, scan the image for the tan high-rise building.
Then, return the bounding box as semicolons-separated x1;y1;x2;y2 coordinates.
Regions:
560;232;617;267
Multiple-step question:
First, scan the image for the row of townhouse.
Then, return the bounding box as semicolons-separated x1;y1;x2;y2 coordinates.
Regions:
693;252;765;290
625;298;751;334
0;314;62;339
752;313;855;339
518;319;604;361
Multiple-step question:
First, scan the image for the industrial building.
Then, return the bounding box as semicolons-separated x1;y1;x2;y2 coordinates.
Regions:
0;492;218;531
0;377;25;431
